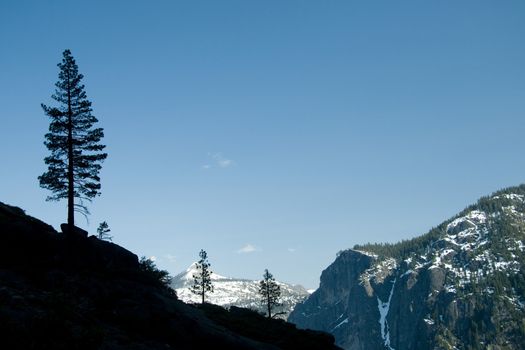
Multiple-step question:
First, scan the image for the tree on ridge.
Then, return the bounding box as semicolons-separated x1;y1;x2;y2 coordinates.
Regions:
259;269;282;319
191;249;214;304
39;49;107;231
97;221;112;241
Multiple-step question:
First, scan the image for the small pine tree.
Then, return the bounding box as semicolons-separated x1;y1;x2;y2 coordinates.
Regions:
259;269;281;318
97;221;112;241
191;249;213;304
39;49;107;231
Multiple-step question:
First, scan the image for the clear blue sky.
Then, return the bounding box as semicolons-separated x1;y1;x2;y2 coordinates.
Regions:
1;1;524;289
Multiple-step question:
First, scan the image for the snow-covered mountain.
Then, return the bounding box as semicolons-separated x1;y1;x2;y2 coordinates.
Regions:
172;263;310;319
290;185;525;350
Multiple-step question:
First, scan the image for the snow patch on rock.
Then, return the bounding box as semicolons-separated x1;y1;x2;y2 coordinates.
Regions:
377;279;396;350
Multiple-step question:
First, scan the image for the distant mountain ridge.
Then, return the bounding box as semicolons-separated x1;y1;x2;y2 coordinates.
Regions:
289;185;525;350
172;263;310;319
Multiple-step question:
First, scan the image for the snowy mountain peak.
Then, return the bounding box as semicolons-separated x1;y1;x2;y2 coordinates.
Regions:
172;265;309;319
175;262;229;282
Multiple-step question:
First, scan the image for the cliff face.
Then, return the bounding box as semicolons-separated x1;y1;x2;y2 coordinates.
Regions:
289;250;379;349
295;250;443;350
289;186;525;350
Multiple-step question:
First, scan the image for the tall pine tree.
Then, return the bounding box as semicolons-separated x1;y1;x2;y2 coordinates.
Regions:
39;50;107;230
259;269;281;318
191;249;214;304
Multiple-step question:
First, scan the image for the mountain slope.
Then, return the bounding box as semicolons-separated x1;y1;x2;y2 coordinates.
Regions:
0;201;339;350
289;185;525;350
172;263;309;319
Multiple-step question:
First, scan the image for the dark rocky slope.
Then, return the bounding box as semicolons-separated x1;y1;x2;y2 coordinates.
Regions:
0;202;339;350
289;185;525;350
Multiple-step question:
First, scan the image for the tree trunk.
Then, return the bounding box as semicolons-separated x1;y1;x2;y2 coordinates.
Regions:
201;280;205;304
267;288;271;318
67;72;74;231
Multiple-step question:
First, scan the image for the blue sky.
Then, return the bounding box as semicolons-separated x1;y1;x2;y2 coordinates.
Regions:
1;1;524;288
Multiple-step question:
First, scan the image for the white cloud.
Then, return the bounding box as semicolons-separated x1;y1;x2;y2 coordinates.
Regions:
216;158;233;168
164;254;176;263
203;152;235;169
237;244;258;254
148;256;157;262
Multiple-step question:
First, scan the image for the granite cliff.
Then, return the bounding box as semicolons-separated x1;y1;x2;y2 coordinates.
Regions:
289;185;525;350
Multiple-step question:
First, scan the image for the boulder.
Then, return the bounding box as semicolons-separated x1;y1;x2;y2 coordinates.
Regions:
60;223;88;238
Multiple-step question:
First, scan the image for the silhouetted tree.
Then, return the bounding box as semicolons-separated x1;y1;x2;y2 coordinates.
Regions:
97;221;112;241
39;50;107;231
259;269;281;318
139;256;173;291
191;249;213;303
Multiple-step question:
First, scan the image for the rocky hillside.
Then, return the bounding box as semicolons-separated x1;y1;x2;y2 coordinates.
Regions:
172;263;309;319
289;185;525;350
0;201;339;350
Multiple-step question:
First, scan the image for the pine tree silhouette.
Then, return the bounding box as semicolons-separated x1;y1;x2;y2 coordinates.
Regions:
39;50;107;231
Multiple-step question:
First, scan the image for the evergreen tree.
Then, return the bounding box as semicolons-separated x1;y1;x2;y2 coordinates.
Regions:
97;221;112;241
139;256;173;289
259;269;281;318
39;49;107;230
191;249;213;303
